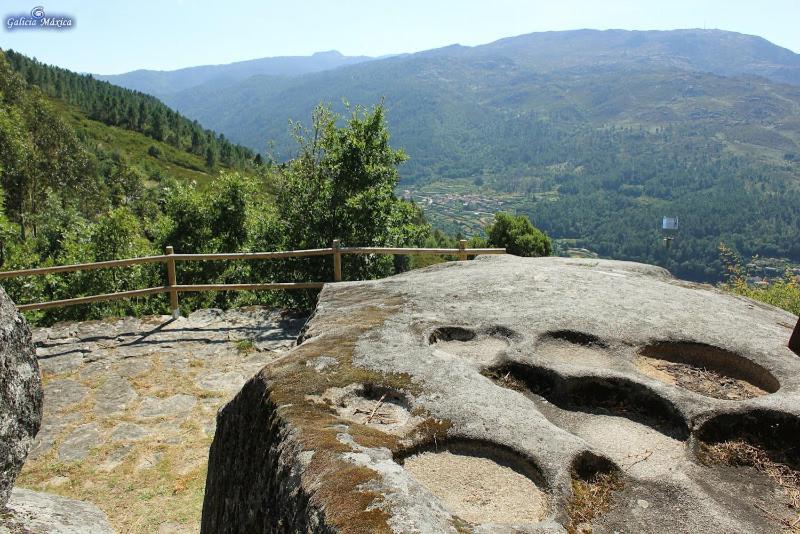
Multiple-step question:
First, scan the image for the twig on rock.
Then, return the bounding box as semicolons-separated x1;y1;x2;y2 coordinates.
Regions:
366;394;387;424
624;449;653;470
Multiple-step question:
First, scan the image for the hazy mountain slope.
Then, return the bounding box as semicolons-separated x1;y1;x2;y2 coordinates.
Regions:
107;29;800;282
462;29;800;84
163;47;800;178
160;29;800;157
97;50;373;98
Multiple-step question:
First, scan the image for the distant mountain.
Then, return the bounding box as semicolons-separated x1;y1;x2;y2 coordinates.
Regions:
96;50;373;99
433;28;800;84
102;29;800;282
157;29;800;174
158;29;800;157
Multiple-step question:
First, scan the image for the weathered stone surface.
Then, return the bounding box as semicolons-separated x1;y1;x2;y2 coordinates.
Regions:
195;371;248;394
202;256;800;533
94;376;137;415
1;487;113;533
26;413;81;461
790;317;800;355
138;394;196;419
110;422;150;442
0;287;42;508
58;423;101;462
42;380;87;412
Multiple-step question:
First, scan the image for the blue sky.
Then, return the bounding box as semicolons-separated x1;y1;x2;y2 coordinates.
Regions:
1;0;798;74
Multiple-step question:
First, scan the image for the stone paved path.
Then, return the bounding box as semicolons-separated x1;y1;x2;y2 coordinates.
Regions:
16;307;305;533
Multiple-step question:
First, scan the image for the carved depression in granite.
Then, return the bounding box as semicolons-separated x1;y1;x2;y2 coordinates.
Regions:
202;256;800;533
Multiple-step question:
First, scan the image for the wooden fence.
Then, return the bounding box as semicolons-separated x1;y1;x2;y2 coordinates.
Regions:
0;240;505;316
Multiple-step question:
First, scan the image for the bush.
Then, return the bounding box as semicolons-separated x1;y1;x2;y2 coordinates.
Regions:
486;212;552;257
719;243;800;316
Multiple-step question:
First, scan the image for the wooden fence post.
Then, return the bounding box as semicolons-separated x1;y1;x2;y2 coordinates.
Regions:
458;239;467;261
332;239;342;282
165;246;180;318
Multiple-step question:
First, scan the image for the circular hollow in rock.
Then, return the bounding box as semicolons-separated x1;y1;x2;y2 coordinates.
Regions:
571;450;619;480
486;362;690;440
568;451;623;530
397;441;548;525
429;326;476;344
695;409;800;470
636;342;779;400
429;326;516;365
536;330;612;368
541;330;608;348
309;383;418;436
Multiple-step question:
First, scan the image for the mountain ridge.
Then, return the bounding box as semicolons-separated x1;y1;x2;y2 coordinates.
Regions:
96;50;374;98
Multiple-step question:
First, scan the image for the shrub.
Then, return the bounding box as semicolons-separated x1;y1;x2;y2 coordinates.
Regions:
487;212;552;257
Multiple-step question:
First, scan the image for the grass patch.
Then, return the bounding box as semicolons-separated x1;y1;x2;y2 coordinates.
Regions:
235;339;256;354
49;98;241;188
567;472;624;533
479;368;528;392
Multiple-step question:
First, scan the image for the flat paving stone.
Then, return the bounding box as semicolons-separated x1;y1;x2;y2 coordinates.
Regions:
27;413;82;460
2;487;113;533
97;444;133;473
94;376;137;415
37;353;85;375
114;358;152;377
115;343;159;359
58;423;101;462
78;360;114;379
110;422;150;442
194;371;247;394
44;379;88;412
137;394;196;419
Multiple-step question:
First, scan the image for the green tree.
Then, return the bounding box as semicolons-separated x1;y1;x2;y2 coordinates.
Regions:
205;147;216;168
149;108;165;141
0;53;98;238
277;103;428;285
0;185;16;267
190;129;203;155
486;212;552;257
90;207;149;261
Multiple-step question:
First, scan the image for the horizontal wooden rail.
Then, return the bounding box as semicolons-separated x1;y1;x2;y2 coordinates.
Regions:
16;286;170;312
2;241;506;314
0;255;168;279
340;247;506;255
170;248;334;261
175;283;325;292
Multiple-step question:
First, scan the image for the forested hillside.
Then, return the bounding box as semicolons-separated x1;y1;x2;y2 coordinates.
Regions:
140;29;800;282
0;51;436;324
4;50;257;170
